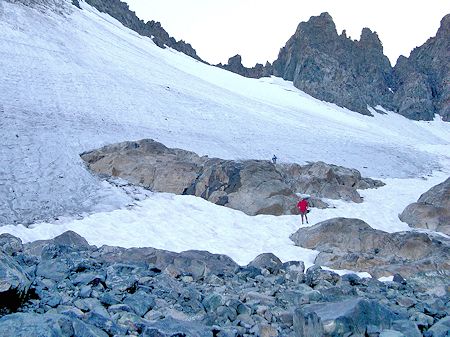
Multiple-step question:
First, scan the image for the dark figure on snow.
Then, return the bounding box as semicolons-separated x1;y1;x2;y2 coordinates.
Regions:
297;197;309;224
272;155;277;164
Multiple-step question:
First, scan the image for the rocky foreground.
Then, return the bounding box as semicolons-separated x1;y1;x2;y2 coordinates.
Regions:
1;230;449;337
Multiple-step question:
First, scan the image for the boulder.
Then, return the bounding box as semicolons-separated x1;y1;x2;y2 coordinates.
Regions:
290;217;450;278
426;316;450;337
303;298;396;336
0;233;23;255
0;251;32;312
293;308;323;337
246;253;283;274
24;230;91;257
399;177;450;235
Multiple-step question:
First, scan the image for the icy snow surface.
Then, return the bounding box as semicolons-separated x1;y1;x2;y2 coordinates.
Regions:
0;1;449;269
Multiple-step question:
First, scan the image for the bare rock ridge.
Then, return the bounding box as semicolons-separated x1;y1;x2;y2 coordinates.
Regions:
220;12;450;121
399;177;450;235
80;139;384;216
81;0;204;62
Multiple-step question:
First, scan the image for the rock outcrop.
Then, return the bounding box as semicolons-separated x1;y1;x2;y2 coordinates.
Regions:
289;217;450;279
80;139;383;215
278;161;384;203
83;0;204;62
0;231;449;336
216;54;272;79
399;177;450;235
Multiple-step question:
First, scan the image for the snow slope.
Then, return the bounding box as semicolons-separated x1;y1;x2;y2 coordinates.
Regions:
0;0;449;269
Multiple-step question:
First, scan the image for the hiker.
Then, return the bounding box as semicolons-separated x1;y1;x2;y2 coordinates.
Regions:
297;196;310;224
272;154;277;164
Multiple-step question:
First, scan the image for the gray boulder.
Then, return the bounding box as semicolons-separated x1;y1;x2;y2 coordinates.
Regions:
303;298;396;336
0;233;23;255
0;251;32;312
142;316;213;337
290;217;450;278
293;308;323;337
24;230;91;257
426;316;450;337
399;177;450;235
246;253;283;274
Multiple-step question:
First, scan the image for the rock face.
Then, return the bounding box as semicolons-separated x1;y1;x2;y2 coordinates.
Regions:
399;177;450;235
83;0;203;62
272;13;394;116
393;14;450;121
290;217;450;279
0;231;449;336
80;139;383;215
220;12;450;121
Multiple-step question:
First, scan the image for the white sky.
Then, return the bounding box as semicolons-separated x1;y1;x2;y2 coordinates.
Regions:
123;0;450;67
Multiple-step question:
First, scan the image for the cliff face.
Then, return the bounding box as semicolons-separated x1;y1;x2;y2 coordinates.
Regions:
220;12;449;121
83;0;204;62
272;13;394;115
393;14;450;121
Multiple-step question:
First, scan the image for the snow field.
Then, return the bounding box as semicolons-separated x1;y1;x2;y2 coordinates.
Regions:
0;0;449;276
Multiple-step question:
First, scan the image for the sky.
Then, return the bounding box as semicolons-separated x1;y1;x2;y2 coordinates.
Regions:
123;0;450;67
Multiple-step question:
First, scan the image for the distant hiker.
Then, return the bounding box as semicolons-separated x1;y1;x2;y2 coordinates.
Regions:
272;154;277;164
297;196;310;224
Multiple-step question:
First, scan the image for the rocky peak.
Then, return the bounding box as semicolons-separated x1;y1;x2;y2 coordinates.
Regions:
358;28;383;52
294;12;338;49
438;13;450;37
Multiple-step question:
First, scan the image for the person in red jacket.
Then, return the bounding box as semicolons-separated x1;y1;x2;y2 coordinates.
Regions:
297;197;309;224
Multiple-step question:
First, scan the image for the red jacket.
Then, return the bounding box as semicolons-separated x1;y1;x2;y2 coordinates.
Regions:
297;199;308;212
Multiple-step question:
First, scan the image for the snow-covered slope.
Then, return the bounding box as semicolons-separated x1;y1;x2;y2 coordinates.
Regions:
0;0;449;268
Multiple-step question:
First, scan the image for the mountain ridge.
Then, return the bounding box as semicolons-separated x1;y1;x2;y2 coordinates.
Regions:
219;12;450;121
66;1;448;121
